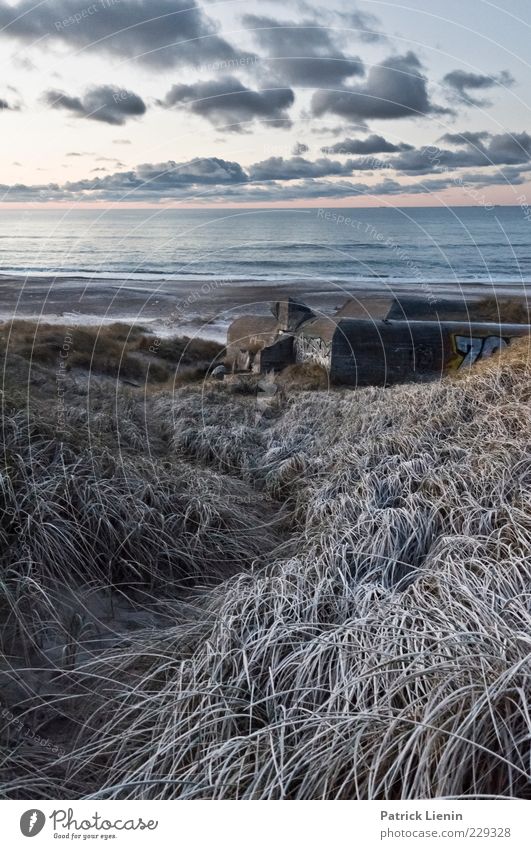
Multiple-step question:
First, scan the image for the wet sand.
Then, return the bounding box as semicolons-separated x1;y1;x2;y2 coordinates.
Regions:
1;273;530;341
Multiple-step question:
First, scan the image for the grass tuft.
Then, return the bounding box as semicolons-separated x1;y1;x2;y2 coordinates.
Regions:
0;328;529;799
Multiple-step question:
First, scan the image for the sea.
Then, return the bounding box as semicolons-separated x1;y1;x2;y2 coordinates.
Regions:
1;206;531;338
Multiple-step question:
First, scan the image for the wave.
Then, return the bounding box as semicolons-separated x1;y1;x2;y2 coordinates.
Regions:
3;267;531;287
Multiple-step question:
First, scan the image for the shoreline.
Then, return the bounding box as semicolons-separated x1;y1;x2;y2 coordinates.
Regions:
2;272;531;342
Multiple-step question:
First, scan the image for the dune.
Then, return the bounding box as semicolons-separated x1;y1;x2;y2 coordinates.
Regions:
0;324;529;799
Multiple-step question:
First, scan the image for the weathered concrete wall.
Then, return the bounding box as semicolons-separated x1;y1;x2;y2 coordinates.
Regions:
225;298;531;385
387;295;531;324
330;319;531;387
225;316;278;369
273;298;315;332
258;335;295;372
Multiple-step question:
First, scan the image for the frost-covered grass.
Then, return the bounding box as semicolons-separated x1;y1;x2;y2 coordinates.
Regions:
0;325;529;799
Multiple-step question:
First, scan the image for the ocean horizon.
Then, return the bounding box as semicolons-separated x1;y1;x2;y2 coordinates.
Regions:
1;205;530;339
2;205;531;284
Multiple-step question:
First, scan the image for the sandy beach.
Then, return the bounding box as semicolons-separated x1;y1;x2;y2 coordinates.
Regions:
2;272;531;342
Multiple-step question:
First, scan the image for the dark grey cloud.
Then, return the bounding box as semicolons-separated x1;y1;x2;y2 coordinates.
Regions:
439;131;491;147
2;130;530;204
45;91;84;114
242;14;364;86
49;156;247;202
383;146;482;174
0;157;247;203
336;131;531;176
249;131;531;186
0;87;21;111
160;76;294;131
211;174;503;203
133;157;248;186
43;86;147;125
439;131;531;166
323;134;414;155
217;178;381;203
443;69;514;106
457;165;531;186
487;132;531;163
292;141;309;155
0;0;248;68
0;174;398;203
249;155;356;181
312;52;451;122
0;181;64;202
0;164;525;204
334;9;388;44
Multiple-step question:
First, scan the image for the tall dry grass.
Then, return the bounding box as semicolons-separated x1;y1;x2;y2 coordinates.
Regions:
0;320;225;387
0;325;529;799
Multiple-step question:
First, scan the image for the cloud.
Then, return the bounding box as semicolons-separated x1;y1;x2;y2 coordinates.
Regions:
0;174;400;203
0;157;247;202
11;54;36;72
292;142;309;155
454;167;530;186
249;155;356;181
249;131;531;186
309;124;346;136
312;51;451;122
0;0;248;68
383;146;481;174
160;76;294;131
323;134;414;154
0;86;21;111
242;14;364;85
2;132;530;204
0;164;525;204
439;131;531;165
443;69;514;106
334;9;387;43
133;157;248;186
330;131;531;176
43;86;147;125
439;131;491;147
55;157;246;201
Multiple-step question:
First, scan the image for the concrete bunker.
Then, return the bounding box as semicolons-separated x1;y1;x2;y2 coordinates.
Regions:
225;295;531;387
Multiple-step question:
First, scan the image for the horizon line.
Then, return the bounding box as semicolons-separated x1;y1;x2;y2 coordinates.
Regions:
0;201;523;211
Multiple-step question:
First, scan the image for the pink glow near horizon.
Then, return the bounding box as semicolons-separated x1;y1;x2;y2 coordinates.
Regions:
1;183;529;211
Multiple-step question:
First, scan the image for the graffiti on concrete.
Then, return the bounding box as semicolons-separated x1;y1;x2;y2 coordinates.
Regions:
295;335;331;368
452;334;509;369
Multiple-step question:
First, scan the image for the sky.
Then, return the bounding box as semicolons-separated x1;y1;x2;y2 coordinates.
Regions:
1;0;531;207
